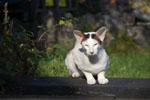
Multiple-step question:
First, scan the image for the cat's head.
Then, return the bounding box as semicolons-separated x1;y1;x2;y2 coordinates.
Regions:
74;27;108;56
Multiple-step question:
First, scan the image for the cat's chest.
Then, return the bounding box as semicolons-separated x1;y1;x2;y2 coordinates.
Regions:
81;61;106;74
82;56;103;67
72;48;108;73
76;53;108;73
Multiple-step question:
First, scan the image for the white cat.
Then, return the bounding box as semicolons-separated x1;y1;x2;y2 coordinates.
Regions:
65;27;109;85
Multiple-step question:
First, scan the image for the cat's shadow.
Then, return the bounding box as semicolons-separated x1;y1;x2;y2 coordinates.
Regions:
88;55;99;64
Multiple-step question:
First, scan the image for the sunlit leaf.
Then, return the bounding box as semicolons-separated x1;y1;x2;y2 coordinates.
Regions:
66;20;73;27
59;20;65;25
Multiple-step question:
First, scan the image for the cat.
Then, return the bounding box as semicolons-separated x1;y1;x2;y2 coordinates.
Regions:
65;27;109;85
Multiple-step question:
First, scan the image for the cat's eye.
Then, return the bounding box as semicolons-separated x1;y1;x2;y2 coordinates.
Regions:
94;43;98;46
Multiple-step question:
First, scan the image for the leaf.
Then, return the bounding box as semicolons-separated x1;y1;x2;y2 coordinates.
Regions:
66;20;73;27
54;43;61;49
3;17;10;24
26;33;34;37
59;20;65;25
65;13;73;19
37;25;44;29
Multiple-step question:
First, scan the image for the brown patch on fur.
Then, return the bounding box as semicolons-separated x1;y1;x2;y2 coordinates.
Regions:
81;34;102;44
81;34;89;43
74;30;84;38
91;34;102;44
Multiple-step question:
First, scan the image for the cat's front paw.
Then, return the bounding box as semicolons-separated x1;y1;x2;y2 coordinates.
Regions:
87;79;96;85
72;72;80;77
98;78;109;84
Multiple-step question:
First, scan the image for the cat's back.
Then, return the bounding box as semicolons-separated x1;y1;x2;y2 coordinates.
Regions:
65;42;82;60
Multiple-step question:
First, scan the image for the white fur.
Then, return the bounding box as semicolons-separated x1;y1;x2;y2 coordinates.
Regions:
65;27;109;85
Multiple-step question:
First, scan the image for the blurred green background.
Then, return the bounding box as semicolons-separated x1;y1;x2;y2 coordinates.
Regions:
0;0;150;86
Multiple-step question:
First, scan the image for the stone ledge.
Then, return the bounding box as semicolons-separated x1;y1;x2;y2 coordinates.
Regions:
1;77;150;99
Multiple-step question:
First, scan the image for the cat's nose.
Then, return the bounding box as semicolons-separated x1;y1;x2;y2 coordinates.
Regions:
90;51;94;55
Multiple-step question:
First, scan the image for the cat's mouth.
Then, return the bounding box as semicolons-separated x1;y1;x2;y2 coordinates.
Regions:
88;53;96;56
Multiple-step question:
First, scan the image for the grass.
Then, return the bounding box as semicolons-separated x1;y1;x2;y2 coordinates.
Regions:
36;49;150;78
36;31;150;78
106;53;150;78
36;54;68;77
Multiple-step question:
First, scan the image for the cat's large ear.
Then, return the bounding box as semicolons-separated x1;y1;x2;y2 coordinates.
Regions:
96;27;108;42
73;30;84;42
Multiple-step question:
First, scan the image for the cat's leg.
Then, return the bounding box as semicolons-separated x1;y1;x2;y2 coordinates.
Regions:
65;54;80;77
66;62;80;77
82;71;96;85
68;70;80;77
97;71;109;84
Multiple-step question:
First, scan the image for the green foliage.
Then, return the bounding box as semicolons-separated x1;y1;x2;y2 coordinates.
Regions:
59;19;73;27
45;0;67;7
106;54;150;78
0;31;41;79
59;0;67;7
36;44;68;76
45;0;54;7
36;28;150;78
59;13;78;27
1;9;149;88
37;45;150;78
104;30;144;55
0;21;53;88
0;12;77;87
59;20;65;25
3;17;10;25
79;24;95;32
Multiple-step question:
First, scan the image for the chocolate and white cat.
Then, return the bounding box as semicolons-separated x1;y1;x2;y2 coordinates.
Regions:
65;27;109;85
